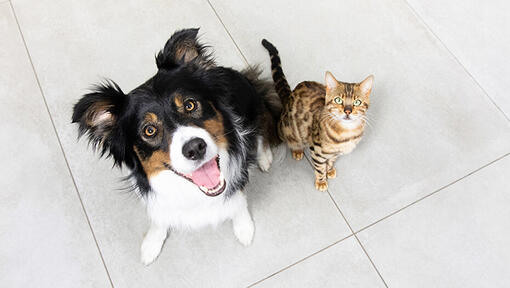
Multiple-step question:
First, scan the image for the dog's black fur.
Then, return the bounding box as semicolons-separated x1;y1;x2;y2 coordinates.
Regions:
72;28;280;197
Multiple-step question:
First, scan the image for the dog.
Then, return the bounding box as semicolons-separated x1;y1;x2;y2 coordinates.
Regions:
72;28;281;265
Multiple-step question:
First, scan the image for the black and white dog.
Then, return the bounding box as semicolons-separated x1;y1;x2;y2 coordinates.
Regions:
72;29;281;265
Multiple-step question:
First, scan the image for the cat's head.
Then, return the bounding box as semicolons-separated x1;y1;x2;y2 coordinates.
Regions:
324;72;373;126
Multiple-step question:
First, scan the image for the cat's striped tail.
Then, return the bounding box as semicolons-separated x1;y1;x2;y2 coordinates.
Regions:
261;39;292;106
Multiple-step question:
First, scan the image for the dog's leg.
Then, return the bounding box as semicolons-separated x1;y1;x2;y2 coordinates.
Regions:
141;222;168;265
231;193;254;246
257;136;273;172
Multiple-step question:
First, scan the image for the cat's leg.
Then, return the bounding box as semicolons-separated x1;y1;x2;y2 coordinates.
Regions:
326;156;338;179
140;222;168;265
286;142;304;161
291;149;304;161
257;136;273;172
310;149;328;191
279;115;304;161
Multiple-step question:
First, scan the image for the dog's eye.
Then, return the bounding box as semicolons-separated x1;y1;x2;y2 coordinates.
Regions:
184;99;196;112
144;125;157;137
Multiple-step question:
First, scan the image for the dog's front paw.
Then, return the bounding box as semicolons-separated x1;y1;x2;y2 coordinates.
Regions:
258;146;273;172
140;227;167;266
141;237;163;266
233;215;254;246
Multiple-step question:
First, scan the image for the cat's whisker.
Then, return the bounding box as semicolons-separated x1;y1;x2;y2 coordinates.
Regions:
359;115;374;129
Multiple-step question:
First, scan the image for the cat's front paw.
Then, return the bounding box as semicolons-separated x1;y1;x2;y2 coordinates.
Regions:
292;150;304;161
327;168;337;179
315;179;328;191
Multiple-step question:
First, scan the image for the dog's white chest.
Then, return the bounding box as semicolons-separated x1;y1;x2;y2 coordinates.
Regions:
147;170;242;229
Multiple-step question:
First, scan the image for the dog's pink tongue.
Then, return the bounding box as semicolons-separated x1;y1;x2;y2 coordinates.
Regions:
188;158;220;189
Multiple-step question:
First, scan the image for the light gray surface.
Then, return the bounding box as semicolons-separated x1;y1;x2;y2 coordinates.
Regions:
254;237;385;288
358;156;510;288
2;0;510;286
407;0;510;118
0;3;110;287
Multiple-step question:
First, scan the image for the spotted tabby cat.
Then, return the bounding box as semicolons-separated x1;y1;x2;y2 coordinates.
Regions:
262;39;373;191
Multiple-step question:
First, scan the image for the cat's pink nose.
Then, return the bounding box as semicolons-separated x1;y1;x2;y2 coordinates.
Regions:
344;109;352;115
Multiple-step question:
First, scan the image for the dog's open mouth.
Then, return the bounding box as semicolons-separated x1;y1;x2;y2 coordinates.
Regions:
183;156;226;197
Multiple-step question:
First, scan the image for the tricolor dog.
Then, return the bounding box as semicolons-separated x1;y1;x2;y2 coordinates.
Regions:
72;28;281;265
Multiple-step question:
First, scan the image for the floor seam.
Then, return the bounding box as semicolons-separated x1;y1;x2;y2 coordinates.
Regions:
246;153;356;287
326;191;390;288
355;152;510;235
9;2;115;287
206;0;250;67
403;0;509;122
245;234;354;288
303;150;388;286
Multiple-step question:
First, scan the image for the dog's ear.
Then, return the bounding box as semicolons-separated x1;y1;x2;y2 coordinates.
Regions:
155;28;215;70
72;80;127;165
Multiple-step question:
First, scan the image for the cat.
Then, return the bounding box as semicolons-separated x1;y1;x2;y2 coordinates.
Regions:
262;39;373;191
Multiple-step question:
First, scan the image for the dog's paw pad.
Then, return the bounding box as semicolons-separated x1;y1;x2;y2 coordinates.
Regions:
233;217;254;246
258;148;273;172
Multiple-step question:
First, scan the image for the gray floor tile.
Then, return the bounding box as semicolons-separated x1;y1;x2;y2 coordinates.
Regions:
10;0;351;286
407;0;510;118
209;0;510;230
253;236;385;288
0;3;111;287
358;155;510;288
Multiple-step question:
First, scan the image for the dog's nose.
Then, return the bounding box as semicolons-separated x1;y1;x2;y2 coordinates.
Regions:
182;138;207;160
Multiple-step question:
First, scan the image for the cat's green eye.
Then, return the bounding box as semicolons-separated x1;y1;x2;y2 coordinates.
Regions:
334;97;343;104
353;99;362;106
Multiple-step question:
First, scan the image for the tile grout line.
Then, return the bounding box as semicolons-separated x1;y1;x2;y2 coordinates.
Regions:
246;234;354;288
403;0;509;122
8;2;115;287
324;152;509;286
326;191;389;288
245;154;358;287
354;151;510;235
205;0;250;67
304;152;388;287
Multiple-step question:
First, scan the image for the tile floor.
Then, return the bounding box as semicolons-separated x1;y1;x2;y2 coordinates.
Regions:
1;0;509;287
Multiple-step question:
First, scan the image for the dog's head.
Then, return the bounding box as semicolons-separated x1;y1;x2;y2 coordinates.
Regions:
72;29;231;197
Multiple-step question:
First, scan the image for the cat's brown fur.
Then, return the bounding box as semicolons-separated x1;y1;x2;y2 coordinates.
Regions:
262;39;373;191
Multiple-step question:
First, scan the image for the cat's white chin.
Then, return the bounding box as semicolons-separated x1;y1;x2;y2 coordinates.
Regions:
340;117;362;129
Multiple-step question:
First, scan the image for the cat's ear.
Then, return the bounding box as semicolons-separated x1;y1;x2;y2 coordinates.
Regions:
359;75;374;96
325;71;339;91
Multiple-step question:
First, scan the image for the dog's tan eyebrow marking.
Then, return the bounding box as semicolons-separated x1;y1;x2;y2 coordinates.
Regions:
173;93;184;107
144;112;159;123
173;93;187;113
